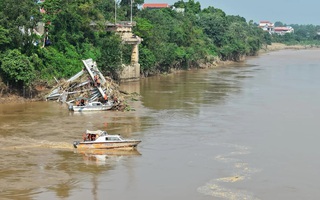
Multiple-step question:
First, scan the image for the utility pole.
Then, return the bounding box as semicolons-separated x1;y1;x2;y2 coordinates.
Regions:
115;0;117;24
130;0;132;24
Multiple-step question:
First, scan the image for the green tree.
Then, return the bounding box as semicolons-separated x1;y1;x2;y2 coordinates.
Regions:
274;21;284;27
173;0;185;8
198;7;227;47
0;0;40;54
0;49;36;87
184;0;201;14
120;0;144;21
97;33;123;80
139;45;156;75
0;25;10;51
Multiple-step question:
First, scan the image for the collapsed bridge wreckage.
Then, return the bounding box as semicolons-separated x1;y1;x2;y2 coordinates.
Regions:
46;58;124;110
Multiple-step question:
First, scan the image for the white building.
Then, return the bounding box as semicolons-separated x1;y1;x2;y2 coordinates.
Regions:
259;21;294;35
274;26;294;35
259;21;274;33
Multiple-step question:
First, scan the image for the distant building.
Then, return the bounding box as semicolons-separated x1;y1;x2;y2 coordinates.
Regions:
142;3;169;9
274;26;294;35
259;21;274;33
172;7;185;13
259;20;294;35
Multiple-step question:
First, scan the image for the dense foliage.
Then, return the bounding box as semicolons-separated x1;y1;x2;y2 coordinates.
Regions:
0;0;317;96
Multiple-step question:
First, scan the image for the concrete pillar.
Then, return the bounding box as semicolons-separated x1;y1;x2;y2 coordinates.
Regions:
131;44;139;64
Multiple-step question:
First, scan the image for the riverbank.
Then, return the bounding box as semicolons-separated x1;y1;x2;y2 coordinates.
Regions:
259;42;316;53
0;42;316;104
0;94;28;104
0;92;46;104
205;43;317;69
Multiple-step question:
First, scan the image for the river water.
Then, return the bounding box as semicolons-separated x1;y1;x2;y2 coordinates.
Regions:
0;49;320;200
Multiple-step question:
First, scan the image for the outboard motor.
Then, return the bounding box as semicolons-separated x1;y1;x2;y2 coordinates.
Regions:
68;103;74;111
73;141;80;148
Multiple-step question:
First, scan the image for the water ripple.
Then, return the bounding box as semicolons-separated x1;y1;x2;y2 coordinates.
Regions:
197;143;261;199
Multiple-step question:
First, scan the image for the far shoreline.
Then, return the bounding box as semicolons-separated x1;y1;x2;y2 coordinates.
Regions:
209;42;320;68
0;43;319;104
258;42;319;54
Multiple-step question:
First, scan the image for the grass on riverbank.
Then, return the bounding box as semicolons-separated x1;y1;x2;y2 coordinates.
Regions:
259;42;319;53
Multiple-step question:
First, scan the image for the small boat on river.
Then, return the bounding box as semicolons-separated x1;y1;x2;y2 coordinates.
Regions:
68;101;113;112
73;130;141;150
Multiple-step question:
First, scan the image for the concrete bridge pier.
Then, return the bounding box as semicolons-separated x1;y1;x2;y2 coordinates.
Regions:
106;21;143;82
120;43;141;82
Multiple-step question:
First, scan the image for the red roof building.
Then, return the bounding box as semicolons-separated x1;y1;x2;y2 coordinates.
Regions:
274;26;294;35
258;20;294;35
142;3;169;9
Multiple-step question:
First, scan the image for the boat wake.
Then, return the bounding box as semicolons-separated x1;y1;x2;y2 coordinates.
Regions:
0;136;73;150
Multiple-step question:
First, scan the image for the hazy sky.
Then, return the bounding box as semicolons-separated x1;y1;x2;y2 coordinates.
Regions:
144;0;320;25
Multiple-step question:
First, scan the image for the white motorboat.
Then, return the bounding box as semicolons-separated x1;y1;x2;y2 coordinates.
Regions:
68;101;113;112
73;130;141;150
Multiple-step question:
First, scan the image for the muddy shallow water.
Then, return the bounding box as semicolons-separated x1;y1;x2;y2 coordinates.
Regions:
1;49;320;200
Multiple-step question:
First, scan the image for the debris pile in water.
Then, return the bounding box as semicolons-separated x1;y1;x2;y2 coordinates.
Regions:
46;58;127;111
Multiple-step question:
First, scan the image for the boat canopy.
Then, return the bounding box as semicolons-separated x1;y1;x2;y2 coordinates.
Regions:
86;130;107;136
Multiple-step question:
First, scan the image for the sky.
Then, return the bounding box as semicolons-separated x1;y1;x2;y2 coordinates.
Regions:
144;0;320;25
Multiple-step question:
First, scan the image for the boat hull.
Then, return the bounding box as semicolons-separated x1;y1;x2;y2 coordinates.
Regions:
73;141;141;150
69;102;113;112
75;148;141;155
71;106;112;112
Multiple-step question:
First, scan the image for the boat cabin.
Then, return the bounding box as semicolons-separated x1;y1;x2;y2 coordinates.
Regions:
104;135;123;141
83;130;124;142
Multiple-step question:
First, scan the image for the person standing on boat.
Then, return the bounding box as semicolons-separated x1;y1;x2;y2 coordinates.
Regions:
80;99;85;106
90;134;96;141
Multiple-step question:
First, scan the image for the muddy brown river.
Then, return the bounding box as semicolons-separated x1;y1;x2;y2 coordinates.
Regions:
1;49;320;200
